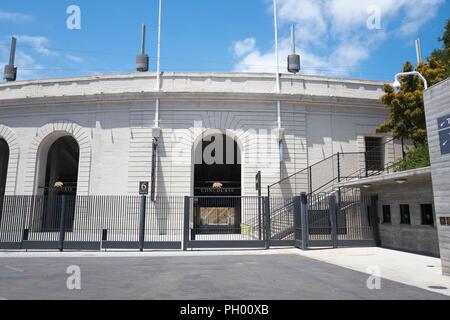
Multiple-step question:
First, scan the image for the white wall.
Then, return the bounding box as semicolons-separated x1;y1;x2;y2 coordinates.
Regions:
0;73;391;197
424;78;450;275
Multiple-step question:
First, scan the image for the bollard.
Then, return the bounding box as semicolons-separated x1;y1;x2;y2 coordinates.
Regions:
139;195;146;252
58;195;66;252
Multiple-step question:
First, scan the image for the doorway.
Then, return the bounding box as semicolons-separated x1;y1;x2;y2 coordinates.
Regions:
0;139;9;222
193;133;241;234
39;136;79;232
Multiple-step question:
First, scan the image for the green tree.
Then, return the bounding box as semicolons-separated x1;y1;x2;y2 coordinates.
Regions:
394;142;430;172
431;19;450;77
377;19;449;145
376;58;446;145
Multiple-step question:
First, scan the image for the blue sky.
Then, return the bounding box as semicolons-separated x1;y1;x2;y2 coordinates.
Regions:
0;0;448;82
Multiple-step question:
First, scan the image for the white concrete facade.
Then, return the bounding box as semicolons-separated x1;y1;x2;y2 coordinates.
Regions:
0;72;395;196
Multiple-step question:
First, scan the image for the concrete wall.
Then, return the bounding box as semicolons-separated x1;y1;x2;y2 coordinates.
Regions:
363;176;439;257
424;78;450;275
0;72;392;197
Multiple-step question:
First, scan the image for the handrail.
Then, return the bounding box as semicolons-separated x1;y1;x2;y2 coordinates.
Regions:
268;153;336;188
269;138;398;195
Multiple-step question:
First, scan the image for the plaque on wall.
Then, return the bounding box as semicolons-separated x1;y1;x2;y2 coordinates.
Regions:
439;128;450;155
437;114;450;131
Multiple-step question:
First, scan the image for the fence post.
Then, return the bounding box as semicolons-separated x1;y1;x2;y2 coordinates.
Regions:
58;195;66;252
293;196;301;249
183;196;190;251
329;195;338;248
370;195;381;246
139;195;146;252
300;193;309;250
308;167;313;195
264;196;271;250
257;171;262;240
337;153;341;183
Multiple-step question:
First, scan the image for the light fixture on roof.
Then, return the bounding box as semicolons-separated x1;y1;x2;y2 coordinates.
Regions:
392;79;401;91
362;184;372;189
395;178;407;184
392;71;428;92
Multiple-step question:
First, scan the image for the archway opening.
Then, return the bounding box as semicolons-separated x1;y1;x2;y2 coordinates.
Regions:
40;136;79;232
193;133;241;234
0;139;9;222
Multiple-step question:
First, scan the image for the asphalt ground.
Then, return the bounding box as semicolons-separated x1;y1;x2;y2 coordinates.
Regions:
0;253;448;300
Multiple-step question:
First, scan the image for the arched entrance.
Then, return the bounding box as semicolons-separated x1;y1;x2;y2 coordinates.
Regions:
39;136;80;231
193;132;241;234
0;139;9;222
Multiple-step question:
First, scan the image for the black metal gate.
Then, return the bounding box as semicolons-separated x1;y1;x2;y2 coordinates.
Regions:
305;191;376;248
183;196;267;249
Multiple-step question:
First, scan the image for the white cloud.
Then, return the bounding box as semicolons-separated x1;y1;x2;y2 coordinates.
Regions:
65;54;84;63
233;38;257;57
15;35;56;56
0;11;33;23
0;44;44;80
1;35;84;81
233;0;444;77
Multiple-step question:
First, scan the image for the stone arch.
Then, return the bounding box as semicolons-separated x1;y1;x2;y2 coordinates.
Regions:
25;120;91;195
0;125;20;195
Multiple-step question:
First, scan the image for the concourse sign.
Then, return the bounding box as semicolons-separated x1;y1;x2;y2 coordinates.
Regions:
139;181;149;195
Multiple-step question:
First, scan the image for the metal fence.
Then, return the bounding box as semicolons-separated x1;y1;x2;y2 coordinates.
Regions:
184;196;267;249
268;139;402;198
0;191;376;251
0;195;184;250
306;189;376;248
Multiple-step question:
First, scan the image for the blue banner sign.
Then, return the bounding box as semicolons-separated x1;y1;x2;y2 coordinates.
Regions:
439;128;450;155
437;114;450;131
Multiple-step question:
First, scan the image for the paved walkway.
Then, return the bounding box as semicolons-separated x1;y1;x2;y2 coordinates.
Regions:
294;247;450;296
0;248;449;300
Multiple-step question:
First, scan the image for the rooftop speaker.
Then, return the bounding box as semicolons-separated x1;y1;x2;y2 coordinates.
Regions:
136;54;149;72
136;24;149;72
287;25;301;74
287;54;300;74
4;37;17;82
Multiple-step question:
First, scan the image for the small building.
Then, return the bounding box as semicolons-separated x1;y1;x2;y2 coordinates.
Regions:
339;167;439;257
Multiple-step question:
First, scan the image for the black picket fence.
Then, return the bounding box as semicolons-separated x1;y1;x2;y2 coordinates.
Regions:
0;195;184;250
0;191;376;251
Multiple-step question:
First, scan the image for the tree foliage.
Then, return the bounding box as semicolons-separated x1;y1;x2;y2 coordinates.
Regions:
376;19;449;146
376;58;446;145
394;142;430;172
431;19;450;77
